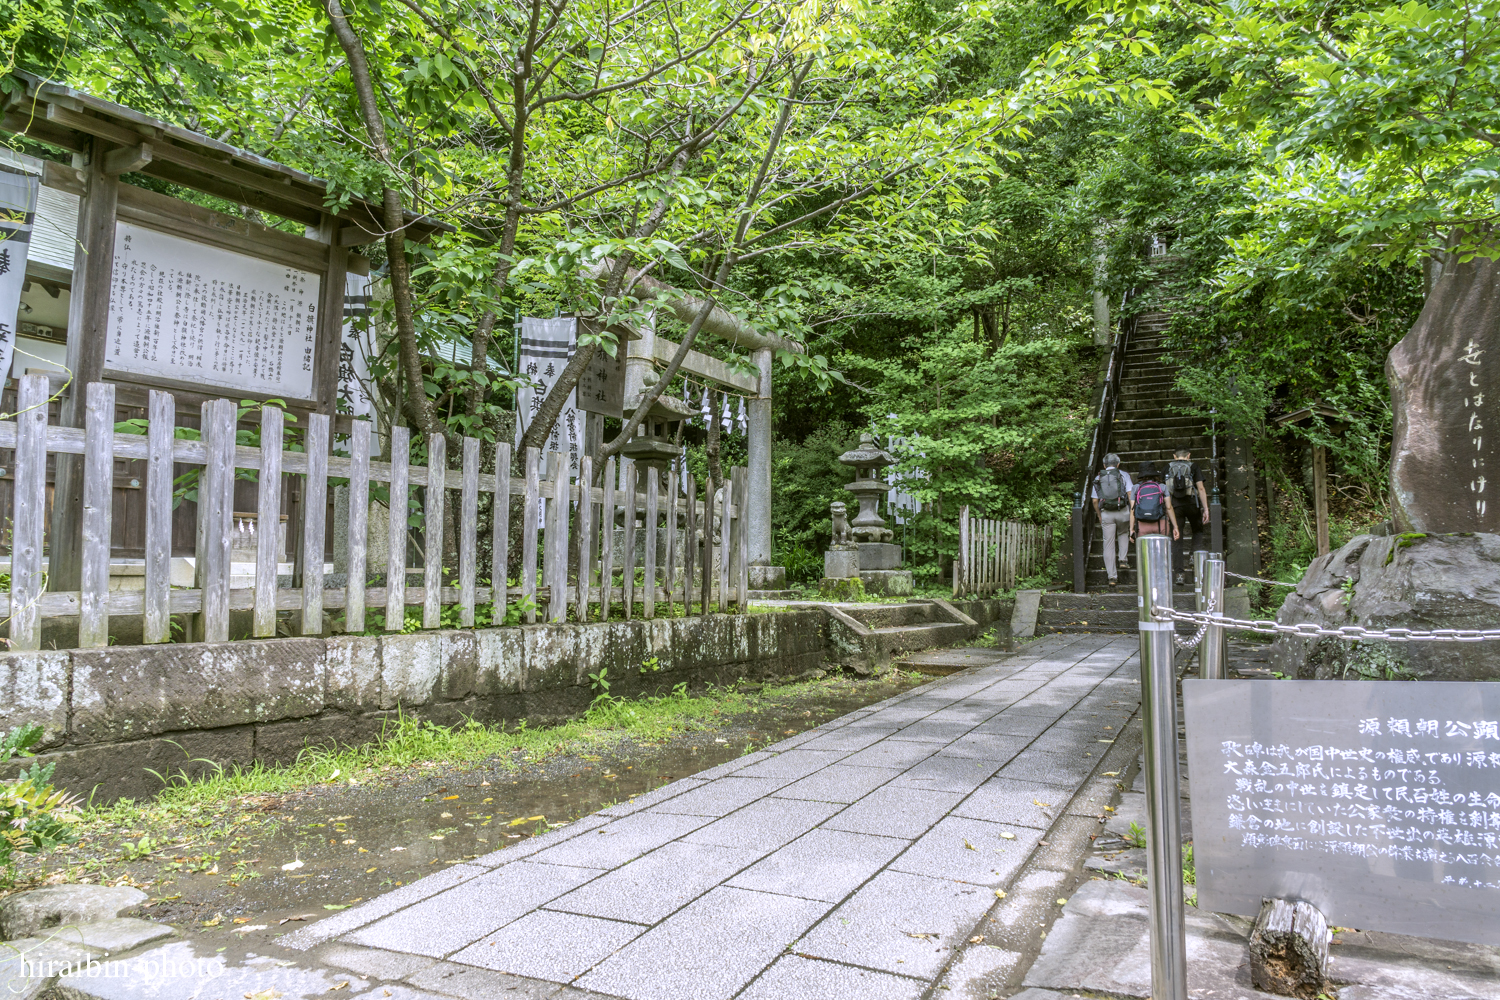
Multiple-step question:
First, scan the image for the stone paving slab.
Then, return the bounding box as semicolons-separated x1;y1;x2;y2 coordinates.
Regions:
58;631;1147;1000
1024;877;1500;1000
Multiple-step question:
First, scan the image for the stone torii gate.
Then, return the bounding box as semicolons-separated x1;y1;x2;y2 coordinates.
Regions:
595;262;803;592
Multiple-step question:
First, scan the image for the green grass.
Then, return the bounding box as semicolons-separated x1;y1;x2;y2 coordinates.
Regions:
68;674;897;841
111;686;760;812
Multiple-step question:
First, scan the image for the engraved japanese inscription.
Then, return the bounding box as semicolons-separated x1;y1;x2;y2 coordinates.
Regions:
1184;679;1500;944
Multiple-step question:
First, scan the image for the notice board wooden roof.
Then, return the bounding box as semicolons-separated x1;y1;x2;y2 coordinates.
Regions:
0;71;449;245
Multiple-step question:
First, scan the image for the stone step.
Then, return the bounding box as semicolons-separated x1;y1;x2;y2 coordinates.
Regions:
872;621;972;655
896;646;1006;676
843;601;945;629
1042;591;1195;609
1111;415;1213;431
1115;397;1195;412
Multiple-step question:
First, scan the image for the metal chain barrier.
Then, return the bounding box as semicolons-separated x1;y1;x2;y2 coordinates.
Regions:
1221;569;1296;586
1151;604;1500;642
1171;594;1215;651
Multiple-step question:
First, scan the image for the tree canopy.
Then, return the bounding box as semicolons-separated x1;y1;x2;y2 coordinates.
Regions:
4;0;1485;582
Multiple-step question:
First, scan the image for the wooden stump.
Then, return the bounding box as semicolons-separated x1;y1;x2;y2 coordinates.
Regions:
1248;897;1334;998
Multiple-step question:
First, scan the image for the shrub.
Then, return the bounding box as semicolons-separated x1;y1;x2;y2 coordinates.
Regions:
0;724;80;886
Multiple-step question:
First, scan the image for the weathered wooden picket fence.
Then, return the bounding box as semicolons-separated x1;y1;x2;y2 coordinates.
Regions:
952;505;1051;596
3;375;751;650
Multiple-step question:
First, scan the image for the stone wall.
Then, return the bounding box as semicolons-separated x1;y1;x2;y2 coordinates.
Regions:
3;599;1013;801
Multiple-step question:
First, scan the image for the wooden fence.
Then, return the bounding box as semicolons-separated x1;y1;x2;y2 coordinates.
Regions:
952;505;1051;596
4;376;752;650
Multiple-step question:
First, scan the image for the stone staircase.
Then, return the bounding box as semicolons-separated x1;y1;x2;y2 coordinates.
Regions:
1084;312;1224;591
1036;590;1198;634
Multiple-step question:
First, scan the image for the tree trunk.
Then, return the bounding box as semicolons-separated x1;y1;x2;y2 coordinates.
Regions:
521;144;695;455
324;0;440;440
705;392;724;495
1248;897;1333;999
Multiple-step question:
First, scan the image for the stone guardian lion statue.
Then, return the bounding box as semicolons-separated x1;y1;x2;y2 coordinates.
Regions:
830;501;853;547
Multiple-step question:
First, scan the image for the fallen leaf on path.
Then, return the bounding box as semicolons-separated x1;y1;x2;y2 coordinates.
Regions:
443;795;459;800
246;991;283;1000
366;867;377;873
440;813;453;819
1032;799;1051;809
999;832;1016;840
963;839;976;851
968;935;985;944
429;835;445;841
995;890;1006;899
277;914;317;924
1056;898;1068;905
323;904;349;911
1103;771;1119;777
281;860;304;871
905;932;936;940
328;982;349;992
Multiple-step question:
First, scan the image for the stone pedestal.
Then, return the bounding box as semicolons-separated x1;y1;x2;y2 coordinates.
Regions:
823;547;860;580
749;565;786;589
820;545;864;600
857;542;902;571
859;569;913;596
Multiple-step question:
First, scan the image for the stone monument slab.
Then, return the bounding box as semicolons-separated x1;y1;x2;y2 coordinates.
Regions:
1184;678;1500;945
1389;249;1500;532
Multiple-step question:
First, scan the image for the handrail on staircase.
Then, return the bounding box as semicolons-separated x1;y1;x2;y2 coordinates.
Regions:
1071;292;1135;594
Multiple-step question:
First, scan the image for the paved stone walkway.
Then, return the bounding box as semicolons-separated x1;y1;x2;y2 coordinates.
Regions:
261;632;1143;1000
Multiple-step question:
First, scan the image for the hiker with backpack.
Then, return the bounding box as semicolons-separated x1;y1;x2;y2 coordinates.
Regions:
1091;453;1134;588
1165;448;1210;585
1129;462;1180;564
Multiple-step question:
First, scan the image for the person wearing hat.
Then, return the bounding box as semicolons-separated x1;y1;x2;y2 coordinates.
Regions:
1129;461;1180;547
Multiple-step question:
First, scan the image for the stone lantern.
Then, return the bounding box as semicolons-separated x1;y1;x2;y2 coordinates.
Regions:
839;432;896;542
619;374;694;474
823;432;913;597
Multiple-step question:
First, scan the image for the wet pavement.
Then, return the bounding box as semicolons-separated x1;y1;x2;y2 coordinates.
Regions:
29;631;1145;1000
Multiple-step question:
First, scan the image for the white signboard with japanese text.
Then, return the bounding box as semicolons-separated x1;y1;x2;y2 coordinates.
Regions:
0;167;39;382
1185;679;1500;944
105;222;322;399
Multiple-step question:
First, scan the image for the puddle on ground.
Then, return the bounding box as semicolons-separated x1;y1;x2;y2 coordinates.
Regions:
58;673;929;939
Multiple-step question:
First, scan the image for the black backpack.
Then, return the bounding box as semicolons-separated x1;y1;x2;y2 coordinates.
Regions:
1167;460;1194;498
1096;468;1128;511
1135;481;1167;522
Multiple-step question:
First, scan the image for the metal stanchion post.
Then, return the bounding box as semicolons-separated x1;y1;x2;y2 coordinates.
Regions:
1136;534;1188;1000
1201;555;1226;680
1193;548;1208;611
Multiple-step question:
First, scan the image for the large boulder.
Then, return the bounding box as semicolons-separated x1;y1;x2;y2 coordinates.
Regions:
1269;532;1500;681
1387;249;1500;533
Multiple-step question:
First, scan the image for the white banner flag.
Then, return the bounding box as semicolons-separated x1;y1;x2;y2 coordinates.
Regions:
516;316;582;470
0;168;40;382
339;271;379;454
